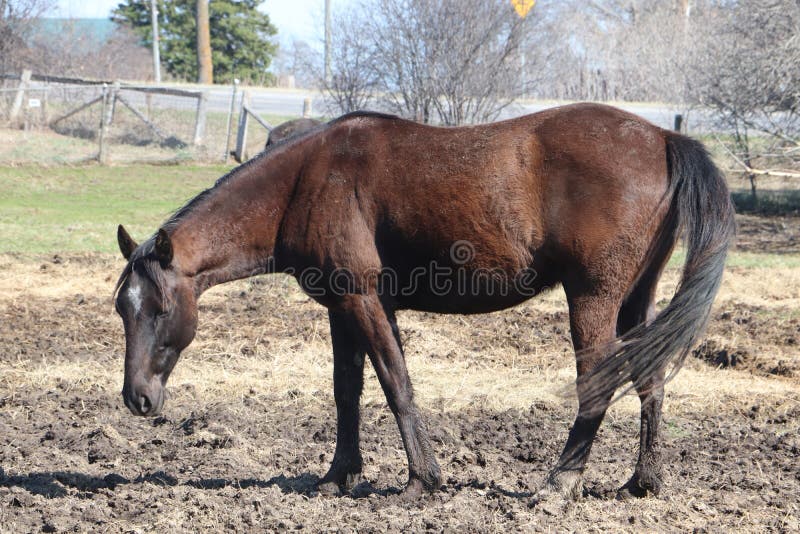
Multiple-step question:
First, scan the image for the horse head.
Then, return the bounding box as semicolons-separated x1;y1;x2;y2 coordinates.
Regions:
114;225;198;416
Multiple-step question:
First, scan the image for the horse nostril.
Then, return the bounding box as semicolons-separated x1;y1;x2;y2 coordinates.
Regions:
139;394;152;414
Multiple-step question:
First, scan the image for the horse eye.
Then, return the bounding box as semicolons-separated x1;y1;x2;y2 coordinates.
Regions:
153;311;168;328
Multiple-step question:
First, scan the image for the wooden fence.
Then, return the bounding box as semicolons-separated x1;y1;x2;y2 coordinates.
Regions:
1;70;317;164
1;70;210;164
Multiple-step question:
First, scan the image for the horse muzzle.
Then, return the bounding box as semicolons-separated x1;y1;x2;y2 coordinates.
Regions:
122;380;165;417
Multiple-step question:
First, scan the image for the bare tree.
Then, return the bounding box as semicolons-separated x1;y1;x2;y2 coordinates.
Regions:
86;26;153;80
1;2;150;81
318;0;731;116
21;21;151;80
363;0;437;122
0;0;53;76
273;39;318;89
370;0;536;125
425;1;529;125
548;0;704;103
505;0;734;107
319;8;379;114
321;0;541;125
692;0;800;198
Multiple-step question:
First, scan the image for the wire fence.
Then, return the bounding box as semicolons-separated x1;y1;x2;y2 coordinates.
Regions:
0;71;311;165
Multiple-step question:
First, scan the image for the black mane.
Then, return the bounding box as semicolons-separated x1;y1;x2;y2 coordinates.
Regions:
163;112;399;233
329;110;400;124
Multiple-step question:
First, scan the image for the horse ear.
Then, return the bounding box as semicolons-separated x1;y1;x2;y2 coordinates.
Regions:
117;225;138;261
154;228;173;268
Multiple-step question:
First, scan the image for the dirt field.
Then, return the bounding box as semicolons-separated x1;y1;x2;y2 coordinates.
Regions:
1;213;798;532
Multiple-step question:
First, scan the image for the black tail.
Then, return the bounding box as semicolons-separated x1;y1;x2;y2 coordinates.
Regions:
579;133;736;410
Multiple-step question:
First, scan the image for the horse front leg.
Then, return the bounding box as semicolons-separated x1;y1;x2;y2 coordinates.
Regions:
317;309;365;495
343;293;441;497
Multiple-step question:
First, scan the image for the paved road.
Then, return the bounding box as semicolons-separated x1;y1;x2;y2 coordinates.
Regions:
205;87;683;127
194;87;324;120
224;88;709;132
29;80;709;132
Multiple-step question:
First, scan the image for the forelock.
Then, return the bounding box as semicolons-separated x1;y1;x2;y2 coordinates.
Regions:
113;238;170;308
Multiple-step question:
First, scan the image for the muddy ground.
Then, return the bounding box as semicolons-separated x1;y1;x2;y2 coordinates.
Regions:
0;213;798;532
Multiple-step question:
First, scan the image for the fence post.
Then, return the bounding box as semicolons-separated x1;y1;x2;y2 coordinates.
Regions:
9;69;32;123
674;114;683;133
223;79;239;162
302;97;312;118
110;80;120;123
193;91;209;146
234;91;251;163
41;86;49;125
98;82;119;164
98;84;110;163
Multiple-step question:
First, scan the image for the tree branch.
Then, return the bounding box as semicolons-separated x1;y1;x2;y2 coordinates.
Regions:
713;133;800;178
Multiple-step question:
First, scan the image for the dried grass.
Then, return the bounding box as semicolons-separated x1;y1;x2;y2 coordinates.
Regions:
1;251;798;532
2;252;797;418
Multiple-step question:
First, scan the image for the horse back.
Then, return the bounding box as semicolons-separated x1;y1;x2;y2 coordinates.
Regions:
279;105;671;307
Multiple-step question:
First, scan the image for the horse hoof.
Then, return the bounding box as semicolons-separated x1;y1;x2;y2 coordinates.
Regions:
317;470;362;496
342;472;363;492
536;470;583;502
616;476;660;500
317;480;343;497
616;484;652;500
530;486;569;515
396;478;428;502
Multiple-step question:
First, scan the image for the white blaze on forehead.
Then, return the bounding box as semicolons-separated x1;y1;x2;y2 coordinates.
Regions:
127;283;143;316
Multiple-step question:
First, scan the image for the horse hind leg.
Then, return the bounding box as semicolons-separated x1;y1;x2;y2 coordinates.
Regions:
616;267;667;499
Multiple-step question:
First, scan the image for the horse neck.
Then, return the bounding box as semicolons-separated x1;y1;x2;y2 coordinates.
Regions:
169;150;302;294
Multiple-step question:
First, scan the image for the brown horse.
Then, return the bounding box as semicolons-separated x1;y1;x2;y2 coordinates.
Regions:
114;103;735;501
265;118;322;149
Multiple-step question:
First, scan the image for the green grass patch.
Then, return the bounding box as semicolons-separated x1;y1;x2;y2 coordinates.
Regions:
0;109;305;165
664;420;690;439
4;163;800;270
731;190;800;216
0;164;233;254
724;252;800;269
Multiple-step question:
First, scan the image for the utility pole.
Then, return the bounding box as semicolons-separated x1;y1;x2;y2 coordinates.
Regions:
151;0;161;83
196;0;213;84
324;0;331;84
680;0;692;18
